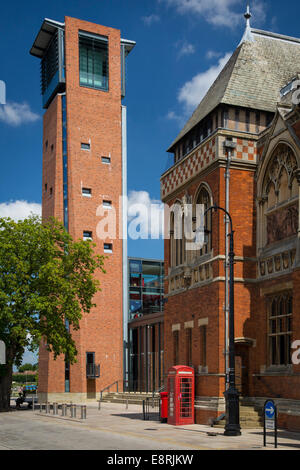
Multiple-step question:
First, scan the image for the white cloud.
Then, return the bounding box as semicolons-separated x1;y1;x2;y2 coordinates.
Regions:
176;40;196;59
166;110;185;127
127;191;164;239
206;50;222;60
0;102;40;126
0;201;41;221
178;52;232;113
159;0;266;28
142;14;160;26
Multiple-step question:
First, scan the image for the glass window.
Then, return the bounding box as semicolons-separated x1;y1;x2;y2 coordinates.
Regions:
200;325;207;367
81;142;90;150
268;293;293;366
82;188;92;197
79;33;109;91
245;110;250;132
83;231;93;241
104;243;113;253
101;156;111;164
173;331;179;365
103;200;112;208
186;328;192;367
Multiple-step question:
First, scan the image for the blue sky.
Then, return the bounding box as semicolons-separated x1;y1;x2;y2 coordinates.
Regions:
1;0;299;364
1;0;299;264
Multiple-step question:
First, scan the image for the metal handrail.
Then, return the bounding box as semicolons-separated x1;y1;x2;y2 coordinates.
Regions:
152;383;165;400
100;380;119;400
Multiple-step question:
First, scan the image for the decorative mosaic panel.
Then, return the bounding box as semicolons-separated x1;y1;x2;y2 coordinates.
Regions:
161;137;217;199
161;134;257;200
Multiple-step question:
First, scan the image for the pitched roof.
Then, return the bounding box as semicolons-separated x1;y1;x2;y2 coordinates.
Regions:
168;28;300;152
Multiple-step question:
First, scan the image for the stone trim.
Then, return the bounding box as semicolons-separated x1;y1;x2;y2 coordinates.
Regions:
260;281;293;296
171;323;181;332
235;337;256;347
184;320;194;329
198;318;209;327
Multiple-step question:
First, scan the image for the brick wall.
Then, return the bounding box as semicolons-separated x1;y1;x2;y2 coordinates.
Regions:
39;17;124;399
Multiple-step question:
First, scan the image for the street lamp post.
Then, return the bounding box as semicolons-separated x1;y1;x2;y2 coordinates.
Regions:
203;204;241;436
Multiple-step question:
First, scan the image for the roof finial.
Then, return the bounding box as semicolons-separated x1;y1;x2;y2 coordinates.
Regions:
239;3;254;45
244;4;252;28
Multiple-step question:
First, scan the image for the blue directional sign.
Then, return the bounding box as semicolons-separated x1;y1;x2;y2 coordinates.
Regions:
264;399;278;448
265;401;276;420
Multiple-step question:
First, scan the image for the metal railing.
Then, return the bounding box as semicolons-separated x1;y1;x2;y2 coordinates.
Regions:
86;363;100;378
152;383;165;400
143;397;160;421
100;380;119;400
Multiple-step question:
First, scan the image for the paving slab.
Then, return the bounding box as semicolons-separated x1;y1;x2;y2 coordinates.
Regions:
0;401;299;451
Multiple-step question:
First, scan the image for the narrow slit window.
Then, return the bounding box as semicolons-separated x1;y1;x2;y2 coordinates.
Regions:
82;188;92;197
104;243;113;253
83;231;93;241
101;156;111;164
246;110;250;132
103;200;112;208
81;142;90;151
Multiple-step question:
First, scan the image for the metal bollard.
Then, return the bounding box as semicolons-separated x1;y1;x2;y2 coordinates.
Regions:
61;403;67;417
98;400;101;411
53;403;58;415
81;405;87;420
46;402;50;414
70;404;77;418
126;399;128;410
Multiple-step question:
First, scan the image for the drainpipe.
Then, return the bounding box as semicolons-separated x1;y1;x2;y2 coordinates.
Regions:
122;105;128;390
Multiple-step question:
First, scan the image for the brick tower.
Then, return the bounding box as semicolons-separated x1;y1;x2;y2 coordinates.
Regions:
30;17;135;402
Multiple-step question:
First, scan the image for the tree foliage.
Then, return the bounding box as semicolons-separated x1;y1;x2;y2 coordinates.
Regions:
0;216;105;409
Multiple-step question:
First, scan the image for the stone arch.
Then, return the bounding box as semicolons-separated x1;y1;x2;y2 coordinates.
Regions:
257;142;299;249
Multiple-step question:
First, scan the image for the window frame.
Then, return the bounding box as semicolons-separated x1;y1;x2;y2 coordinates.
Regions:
267;292;293;368
79;31;109;92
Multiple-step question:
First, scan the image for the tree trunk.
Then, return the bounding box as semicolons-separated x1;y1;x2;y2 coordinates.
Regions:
0;365;13;411
0;346;15;412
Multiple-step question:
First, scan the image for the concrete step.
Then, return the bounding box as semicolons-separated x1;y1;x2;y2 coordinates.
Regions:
213;404;263;429
101;392;156;404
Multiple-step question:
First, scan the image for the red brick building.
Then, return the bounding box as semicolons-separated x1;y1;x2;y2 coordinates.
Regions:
30;17;135;402
161;13;300;430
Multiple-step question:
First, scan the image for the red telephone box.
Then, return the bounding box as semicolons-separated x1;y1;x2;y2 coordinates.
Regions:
167;365;194;426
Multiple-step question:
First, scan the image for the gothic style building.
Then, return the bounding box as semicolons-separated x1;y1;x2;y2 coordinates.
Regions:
161;11;300;430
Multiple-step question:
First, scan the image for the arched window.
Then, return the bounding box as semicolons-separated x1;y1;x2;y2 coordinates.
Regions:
195;186;212;256
170;212;175;268
169;202;185;267
260;143;298;248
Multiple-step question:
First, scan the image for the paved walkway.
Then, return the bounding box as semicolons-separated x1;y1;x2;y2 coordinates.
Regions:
0;401;300;450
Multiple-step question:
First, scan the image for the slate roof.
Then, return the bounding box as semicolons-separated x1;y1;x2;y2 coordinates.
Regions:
168;28;300;151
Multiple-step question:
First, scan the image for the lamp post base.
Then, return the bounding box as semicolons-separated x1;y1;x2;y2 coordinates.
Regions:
224;387;241;436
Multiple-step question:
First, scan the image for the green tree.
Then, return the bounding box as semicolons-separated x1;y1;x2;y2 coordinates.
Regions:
0;216;105;411
18;363;36;373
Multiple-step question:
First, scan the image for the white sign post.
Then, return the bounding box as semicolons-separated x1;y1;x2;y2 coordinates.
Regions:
0;341;6;365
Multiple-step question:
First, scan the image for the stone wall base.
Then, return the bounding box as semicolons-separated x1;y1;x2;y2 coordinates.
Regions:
195;396;300;432
38;392;97;404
